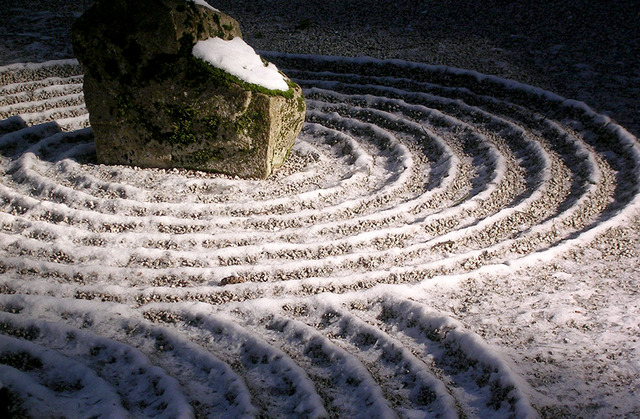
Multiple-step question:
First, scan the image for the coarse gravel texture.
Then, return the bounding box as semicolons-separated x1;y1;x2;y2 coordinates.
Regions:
1;1;640;418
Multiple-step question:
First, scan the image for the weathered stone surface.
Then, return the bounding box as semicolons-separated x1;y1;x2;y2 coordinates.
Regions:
72;0;305;179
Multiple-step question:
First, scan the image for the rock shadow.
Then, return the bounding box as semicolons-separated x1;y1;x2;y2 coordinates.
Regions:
0;115;96;165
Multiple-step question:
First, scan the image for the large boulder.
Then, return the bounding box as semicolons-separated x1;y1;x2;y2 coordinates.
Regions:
72;0;305;179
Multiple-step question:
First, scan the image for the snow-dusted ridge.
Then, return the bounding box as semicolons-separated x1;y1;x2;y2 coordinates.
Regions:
1;54;640;417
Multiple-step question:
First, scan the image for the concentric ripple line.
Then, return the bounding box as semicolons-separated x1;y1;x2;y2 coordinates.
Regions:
303;91;510;227
0;293;258;417
0;92;84;115
225;303;418;418
2;54;640;418
0;75;83;97
0;312;195;417
373;292;539;419
300;78;607;252
0;78;82;101
2;100;427;273
151;302;329;418
272;53;640;248
8;122;372;219
306;301;460;417
0;334;129;417
3;120;400;234
304;84;537;216
305;96;468;208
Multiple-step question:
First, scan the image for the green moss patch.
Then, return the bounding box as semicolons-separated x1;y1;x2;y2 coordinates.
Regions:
167;107;199;145
235;110;266;138
297;94;306;113
159;104;221;146
116;93;142;118
187;147;224;163
190;57;295;99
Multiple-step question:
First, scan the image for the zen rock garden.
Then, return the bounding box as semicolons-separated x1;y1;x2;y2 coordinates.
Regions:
72;0;305;179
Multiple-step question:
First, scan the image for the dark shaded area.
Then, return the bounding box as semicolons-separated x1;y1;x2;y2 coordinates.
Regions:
0;0;638;136
217;0;640;137
0;385;27;418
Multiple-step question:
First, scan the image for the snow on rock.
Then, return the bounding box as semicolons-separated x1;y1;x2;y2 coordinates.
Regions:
72;0;303;179
187;0;219;12
192;37;289;91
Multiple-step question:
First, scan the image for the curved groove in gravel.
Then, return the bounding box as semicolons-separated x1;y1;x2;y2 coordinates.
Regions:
1;55;639;418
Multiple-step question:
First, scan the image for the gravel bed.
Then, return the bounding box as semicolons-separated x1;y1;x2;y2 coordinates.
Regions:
1;1;640;418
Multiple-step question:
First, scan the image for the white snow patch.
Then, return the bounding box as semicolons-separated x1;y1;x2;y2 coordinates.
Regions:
192;37;289;91
186;0;219;12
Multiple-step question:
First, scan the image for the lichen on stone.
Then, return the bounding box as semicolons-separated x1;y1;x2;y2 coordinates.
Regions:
72;0;305;179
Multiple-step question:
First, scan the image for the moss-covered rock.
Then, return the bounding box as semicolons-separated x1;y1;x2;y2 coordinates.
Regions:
72;0;305;179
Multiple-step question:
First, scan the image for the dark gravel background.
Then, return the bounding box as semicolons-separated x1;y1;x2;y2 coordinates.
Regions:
1;0;639;135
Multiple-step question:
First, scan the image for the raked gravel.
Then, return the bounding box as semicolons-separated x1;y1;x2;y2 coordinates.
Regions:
1;1;640;417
